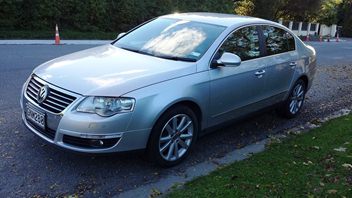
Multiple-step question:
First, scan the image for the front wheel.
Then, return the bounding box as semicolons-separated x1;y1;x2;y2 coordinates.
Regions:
147;105;198;167
278;79;306;118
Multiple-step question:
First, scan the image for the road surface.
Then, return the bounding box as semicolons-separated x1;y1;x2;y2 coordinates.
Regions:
0;41;352;197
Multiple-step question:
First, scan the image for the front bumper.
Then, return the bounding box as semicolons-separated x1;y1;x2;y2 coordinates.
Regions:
20;79;151;153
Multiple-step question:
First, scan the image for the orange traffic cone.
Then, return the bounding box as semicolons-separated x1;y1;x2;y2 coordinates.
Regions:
55;24;60;45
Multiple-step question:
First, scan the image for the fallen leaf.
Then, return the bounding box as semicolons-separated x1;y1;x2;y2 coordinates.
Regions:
303;161;313;165
327;189;337;194
313;146;320;150
342;163;352;169
333;147;347;152
149;188;161;198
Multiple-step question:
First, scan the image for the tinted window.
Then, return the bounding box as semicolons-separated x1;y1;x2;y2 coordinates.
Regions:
115;18;226;61
218;26;260;61
262;26;295;55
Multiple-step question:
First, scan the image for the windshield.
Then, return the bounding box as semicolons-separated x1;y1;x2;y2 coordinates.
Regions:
114;18;226;62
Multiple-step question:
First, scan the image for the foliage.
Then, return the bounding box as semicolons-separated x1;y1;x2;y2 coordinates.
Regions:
234;0;323;21
1;0;351;37
0;0;234;33
234;0;254;16
341;0;352;36
317;0;343;25
280;0;322;21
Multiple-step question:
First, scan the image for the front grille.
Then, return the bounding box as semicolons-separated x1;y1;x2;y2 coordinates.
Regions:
63;135;120;149
26;76;76;113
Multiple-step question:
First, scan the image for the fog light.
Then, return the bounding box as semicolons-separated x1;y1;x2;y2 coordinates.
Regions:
90;139;104;147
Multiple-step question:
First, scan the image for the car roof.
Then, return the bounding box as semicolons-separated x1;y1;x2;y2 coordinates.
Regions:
160;12;273;27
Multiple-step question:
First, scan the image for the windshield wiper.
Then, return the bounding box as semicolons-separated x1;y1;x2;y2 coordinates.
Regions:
119;47;155;56
119;47;197;62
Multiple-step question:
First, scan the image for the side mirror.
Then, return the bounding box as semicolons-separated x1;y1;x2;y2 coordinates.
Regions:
213;52;241;67
117;32;126;39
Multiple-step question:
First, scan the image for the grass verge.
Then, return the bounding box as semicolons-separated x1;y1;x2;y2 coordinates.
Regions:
0;30;117;40
168;114;352;197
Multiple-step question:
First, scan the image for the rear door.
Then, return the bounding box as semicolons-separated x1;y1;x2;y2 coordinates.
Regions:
259;25;298;102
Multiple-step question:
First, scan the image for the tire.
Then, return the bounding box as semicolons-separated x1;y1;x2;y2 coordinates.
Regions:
278;79;307;119
147;105;198;167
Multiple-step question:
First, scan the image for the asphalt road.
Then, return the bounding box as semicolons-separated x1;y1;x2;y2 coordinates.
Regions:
1;41;352;197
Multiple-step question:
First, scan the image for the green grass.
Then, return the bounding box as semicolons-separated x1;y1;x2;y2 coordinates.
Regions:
0;30;117;40
168;115;352;198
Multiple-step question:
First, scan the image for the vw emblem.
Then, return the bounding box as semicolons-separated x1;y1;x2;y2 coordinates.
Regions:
37;85;49;104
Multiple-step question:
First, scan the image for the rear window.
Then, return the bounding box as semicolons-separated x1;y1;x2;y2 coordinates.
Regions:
262;26;295;55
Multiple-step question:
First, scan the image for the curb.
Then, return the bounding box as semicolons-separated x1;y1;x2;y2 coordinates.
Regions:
0;40;111;45
116;139;268;198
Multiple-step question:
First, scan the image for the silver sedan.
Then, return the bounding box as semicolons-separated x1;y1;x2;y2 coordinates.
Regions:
20;13;316;166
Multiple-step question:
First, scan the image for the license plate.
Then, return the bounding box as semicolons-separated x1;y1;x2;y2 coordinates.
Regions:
26;103;46;129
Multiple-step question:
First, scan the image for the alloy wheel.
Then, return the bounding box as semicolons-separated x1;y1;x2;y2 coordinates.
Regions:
289;83;305;114
158;114;194;161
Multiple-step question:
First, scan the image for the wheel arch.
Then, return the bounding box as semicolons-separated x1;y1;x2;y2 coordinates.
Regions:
147;99;203;145
152;99;203;131
298;75;309;90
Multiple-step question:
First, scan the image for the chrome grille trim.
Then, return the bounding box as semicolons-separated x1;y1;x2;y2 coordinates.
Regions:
25;75;78;114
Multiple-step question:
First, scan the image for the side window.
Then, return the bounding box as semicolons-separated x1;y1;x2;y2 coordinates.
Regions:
218;26;260;61
262;26;295;55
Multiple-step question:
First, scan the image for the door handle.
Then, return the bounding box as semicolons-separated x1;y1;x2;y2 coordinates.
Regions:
254;70;266;78
289;62;297;68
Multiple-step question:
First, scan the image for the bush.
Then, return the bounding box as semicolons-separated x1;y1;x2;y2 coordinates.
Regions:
0;0;233;33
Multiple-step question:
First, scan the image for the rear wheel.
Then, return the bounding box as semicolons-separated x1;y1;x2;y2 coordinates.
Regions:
278;79;306;118
147;105;198;167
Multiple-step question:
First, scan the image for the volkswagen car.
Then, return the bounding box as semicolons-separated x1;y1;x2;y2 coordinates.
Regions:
20;13;316;166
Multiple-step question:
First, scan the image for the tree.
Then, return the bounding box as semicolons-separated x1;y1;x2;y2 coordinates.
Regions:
0;0;21;30
234;0;323;21
317;0;343;25
280;0;322;21
234;0;254;16
342;0;352;36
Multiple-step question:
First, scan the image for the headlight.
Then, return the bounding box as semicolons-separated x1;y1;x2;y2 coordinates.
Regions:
76;96;135;117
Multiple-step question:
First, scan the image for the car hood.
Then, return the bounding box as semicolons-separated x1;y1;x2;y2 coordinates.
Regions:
34;44;197;96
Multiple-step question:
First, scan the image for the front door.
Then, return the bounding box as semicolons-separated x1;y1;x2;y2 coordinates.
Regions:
209;26;267;127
